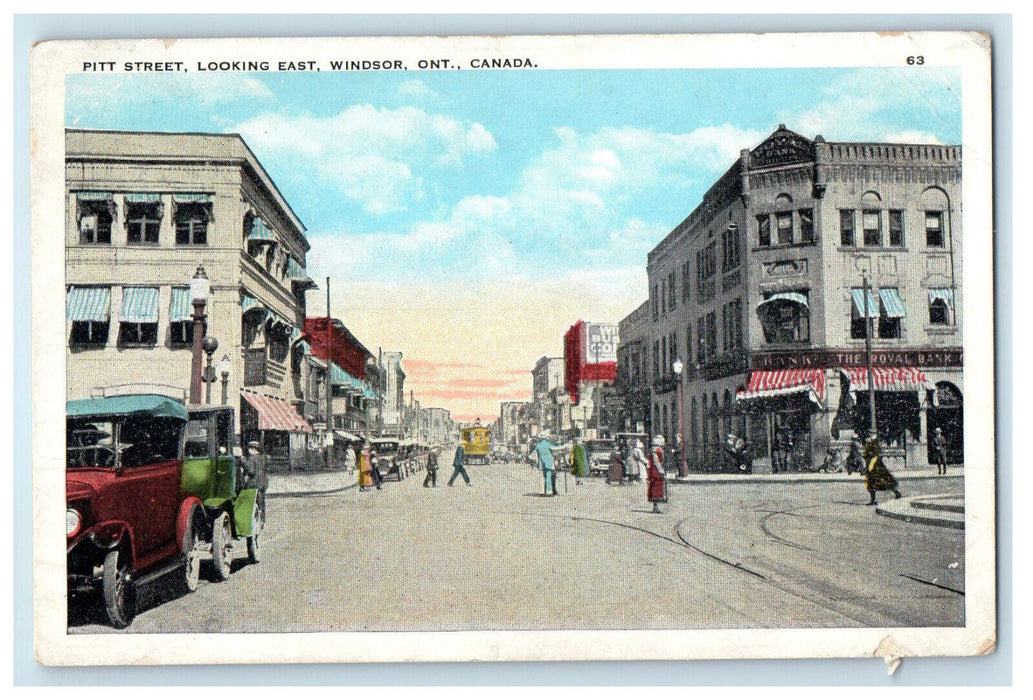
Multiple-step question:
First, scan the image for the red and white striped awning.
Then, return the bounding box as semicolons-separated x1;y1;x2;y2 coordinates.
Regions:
241;390;312;433
840;366;932;392
736;369;826;405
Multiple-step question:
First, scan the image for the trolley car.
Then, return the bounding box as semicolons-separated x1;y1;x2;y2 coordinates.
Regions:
460;426;491;464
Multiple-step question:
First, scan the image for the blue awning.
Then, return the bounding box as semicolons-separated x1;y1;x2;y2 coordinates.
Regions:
241;294;266;315
851;289;881;319
68;394;188;422
929;288;955;309
879;288;907;318
757;291;809;311
120;287;160;323
169;287;192;322
172;193;212;204
330;363;378;399
75;191;113;202
66;286;110;322
249;218;277;243
124;193;162;203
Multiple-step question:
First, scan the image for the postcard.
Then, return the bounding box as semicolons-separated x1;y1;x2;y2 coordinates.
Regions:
30;31;995;666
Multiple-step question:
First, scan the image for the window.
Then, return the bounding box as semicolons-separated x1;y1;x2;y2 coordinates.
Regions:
78;201;113;245
661;335;668;373
668;272;677;311
705;311;718;358
928;289;953;325
723;298;743;353
175;203;209;245
125;201;161;245
118;321;158;346
926;211;945;247
888;210;904;247
653;340;660;379
722;225;741;271
760;292;810;344
70;320;109;346
696;317;706;363
118;287;159;347
685;326;692;365
776;212;793;245
850;288;877;340
669;332;678;367
757;214;771;247
839;209;855;246
681;261;691;301
799;209;814;244
863;210;882;247
879;313;901;339
652;285;659;320
661;279;667;314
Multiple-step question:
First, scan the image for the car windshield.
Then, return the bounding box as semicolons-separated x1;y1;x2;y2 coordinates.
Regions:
67;418;116;468
67;415;183;469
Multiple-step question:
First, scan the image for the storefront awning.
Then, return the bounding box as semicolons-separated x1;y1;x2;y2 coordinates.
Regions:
757;291;809;311
66;286;111;322
840;367;932;393
334;429;361;442
736;369;825;405
120;287;160;323
241;390;312;433
169;287;192;323
879;288;906;318
851;289;881;319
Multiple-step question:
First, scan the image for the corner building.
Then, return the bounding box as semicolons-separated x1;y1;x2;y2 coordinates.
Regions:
643;125;962;472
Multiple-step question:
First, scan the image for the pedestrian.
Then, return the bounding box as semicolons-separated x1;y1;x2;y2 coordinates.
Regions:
448;443;471;486
862;438;902;505
369;449;383;490
846;436;864;475
772;427;791;473
343;444;356;474
357;442;373;491
532;435;559;496
628;439;647;482
932;428;948;476
569;438;588;485
647;435;667;513
241;440;269;518
607;443;625;485
424;446;439;487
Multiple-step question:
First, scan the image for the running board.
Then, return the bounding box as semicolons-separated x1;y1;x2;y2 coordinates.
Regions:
134;559;186;587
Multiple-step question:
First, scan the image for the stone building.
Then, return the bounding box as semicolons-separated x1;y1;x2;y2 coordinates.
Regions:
627;125;962;472
64;129;317;468
379;351;406;433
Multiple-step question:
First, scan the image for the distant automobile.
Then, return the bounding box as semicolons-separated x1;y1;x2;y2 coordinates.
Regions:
371;437;403;480
585;438;616;476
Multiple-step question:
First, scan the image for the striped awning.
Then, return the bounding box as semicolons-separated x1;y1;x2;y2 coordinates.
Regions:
75;191;112;201
851;289;881;319
929;288;955;309
736;369;825;405
124;193;162;203
240;390;312;433
172;193;212;204
334;430;361;442
66;286;110;322
757;291;809;311
878;288;906;318
119;287;160;323
249;218;277;243
840;367;932;393
241;294;266;316
169;287;192;322
330;363;363;389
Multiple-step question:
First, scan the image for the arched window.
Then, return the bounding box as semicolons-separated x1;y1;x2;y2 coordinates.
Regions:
860;191;883;246
774;194;794;245
921;187;950;248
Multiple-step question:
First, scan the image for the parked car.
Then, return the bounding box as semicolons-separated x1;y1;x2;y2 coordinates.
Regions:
66;394;206;628
371;437;403;480
183;404;264;580
585;438;616;476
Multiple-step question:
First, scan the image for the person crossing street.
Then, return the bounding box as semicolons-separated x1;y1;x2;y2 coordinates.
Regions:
423;446;440;487
448;443;471;486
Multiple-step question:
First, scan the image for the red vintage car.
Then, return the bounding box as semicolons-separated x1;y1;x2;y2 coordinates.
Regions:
66;394;205;628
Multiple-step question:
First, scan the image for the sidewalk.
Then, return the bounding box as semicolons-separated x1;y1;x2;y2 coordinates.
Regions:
267;469;358;498
667;466;964;486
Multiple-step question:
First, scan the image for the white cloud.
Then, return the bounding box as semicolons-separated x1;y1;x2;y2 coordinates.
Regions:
229;105;497;215
882;131;944;145
67;74;273;112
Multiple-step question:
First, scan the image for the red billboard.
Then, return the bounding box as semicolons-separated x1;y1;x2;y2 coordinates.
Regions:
564;320;617;405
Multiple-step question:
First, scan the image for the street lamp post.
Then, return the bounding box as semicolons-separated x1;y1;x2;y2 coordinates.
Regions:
202;336;219;404
189;265;210;404
862;272;878;440
672;359;688;478
217;354;232;406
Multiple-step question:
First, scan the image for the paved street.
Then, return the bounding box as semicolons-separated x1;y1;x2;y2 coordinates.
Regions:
69;462;965;634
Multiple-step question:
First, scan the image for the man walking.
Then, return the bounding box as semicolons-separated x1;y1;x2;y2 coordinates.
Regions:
932;428;948;476
448;443;471;486
533;435;559;496
369;449;383;490
424;446;440;487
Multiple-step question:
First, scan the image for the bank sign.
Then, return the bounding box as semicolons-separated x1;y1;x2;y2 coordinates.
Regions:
584;323;619;364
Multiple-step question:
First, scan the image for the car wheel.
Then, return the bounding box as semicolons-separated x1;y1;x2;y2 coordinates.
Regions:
181;509;204;593
211;512;233;582
246;501;262;564
102;549;136;629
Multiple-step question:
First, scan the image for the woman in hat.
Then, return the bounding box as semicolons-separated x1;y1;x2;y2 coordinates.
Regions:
862;438;902;505
646;435;667;514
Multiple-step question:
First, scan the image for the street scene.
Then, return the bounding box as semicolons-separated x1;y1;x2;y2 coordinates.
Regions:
46;35;985;650
69;461;965;634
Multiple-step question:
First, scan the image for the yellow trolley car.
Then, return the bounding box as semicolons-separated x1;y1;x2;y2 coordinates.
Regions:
460;426;491;464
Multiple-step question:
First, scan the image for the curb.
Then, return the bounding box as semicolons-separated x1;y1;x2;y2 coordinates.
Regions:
267;482;357;499
666;473;964;487
874;500;965;530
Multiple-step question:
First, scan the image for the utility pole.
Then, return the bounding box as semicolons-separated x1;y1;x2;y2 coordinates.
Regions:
325;277;333;470
863;272;877;440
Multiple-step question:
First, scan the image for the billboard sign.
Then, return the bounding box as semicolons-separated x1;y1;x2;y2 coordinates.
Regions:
584;323;619;364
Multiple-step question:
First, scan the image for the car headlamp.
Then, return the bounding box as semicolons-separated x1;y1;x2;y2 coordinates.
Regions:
66;508;82;538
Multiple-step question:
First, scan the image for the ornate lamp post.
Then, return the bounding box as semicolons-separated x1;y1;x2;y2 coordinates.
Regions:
189;265;210;404
202;336;219;404
672;359;688;478
217;354;232;406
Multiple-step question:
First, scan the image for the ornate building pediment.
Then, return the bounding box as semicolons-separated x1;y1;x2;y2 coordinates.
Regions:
751;126;814;169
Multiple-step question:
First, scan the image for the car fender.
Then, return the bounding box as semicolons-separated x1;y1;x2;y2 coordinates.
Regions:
175;496;205;554
73;519;132;554
232;489;259;538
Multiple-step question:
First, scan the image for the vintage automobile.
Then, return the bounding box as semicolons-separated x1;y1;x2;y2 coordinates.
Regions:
585;438;616;477
66;394;206;628
183;404;264;579
371;437;403;481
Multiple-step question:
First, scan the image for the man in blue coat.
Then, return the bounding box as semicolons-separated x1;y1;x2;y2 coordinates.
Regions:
448;444;471;486
533;436;560;496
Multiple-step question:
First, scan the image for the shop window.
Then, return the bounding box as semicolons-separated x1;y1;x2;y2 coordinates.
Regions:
125;202;161;245
756;214;771;247
175;203;210;245
862;210;882;247
799;209;814;244
78;202;113;245
70;320;109;347
839;209;855;246
118;321;158;346
925;211;945;247
888;210;905;247
776;212;793;245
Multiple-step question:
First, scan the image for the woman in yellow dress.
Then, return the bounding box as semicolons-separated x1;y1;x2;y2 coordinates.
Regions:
862;438;902;505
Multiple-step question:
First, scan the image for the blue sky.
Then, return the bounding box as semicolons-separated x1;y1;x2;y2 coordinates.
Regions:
65;66;962;418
